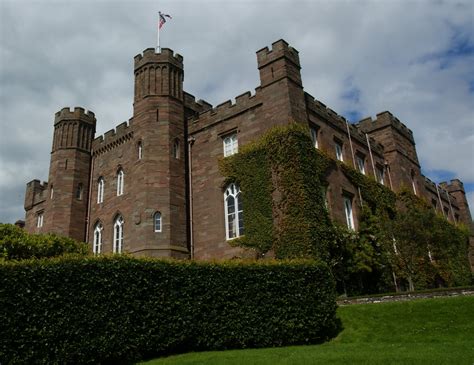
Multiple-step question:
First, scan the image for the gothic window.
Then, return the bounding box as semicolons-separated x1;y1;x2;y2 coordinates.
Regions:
173;138;180;159
223;133;238;157
224;183;244;240
93;222;103;255
97;177;104;204
76;183;83;200
138;141;143;160
154;212;162;232
310;126;319;149
356;154;366;175
117;168;124;196
113;215;124;253
343;195;355;230
36;212;44;228
335;141;344;161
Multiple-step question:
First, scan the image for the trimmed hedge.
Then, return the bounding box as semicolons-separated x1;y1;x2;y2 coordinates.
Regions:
0;256;339;364
0;224;88;260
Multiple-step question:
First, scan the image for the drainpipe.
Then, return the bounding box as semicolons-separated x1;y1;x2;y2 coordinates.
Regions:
187;136;195;259
435;184;445;217
85;154;95;243
365;133;377;179
346;120;362;206
385;162;393;191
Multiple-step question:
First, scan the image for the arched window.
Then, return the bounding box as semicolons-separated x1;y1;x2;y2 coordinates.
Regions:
224;183;244;240
93;222;103;254
117;168;124;196
97;177;104;204
154;212;162;232
76;183;83;200
113;215;124;253
173;138;180;159
138;141;143;160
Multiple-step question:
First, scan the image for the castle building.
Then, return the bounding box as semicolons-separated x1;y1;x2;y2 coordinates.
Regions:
23;40;473;266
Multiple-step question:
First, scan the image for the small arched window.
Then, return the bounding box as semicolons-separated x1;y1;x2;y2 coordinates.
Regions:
154;212;162;232
173;138;180;159
138;141;143;160
113;215;124;253
76;183;83;200
117;168;124;196
93;222;103;255
97;177;104;204
224;183;244;240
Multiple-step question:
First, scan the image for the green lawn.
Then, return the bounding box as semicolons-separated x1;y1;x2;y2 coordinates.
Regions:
140;295;474;364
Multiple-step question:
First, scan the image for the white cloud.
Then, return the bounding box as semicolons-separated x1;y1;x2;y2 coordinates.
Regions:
0;0;473;222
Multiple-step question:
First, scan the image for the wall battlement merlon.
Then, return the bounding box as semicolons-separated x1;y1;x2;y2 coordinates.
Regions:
92;120;133;150
305;93;384;155
356;111;415;143
54;107;96;125
134;48;183;70
440;179;465;193
189;89;259;129
256;39;301;69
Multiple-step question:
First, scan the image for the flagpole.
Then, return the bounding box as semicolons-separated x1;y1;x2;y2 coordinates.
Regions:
157;12;161;53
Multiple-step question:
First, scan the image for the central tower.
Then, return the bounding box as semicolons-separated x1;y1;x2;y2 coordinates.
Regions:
131;48;188;257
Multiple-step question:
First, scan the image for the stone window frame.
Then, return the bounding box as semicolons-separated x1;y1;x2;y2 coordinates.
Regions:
343;193;355;230
137;141;143;160
153;212;162;233
36;211;44;228
224;183;244;240
75;183;84;200
50;184;54;200
172;138;180;159
334;138;344;162
97;177;105;204
223;132;238;157
116;168;124;196
93;221;103;255
113;214;124;254
375;164;385;185
309;124;319;149
355;153;366;175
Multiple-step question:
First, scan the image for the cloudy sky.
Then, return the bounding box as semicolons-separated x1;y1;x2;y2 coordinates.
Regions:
0;0;473;223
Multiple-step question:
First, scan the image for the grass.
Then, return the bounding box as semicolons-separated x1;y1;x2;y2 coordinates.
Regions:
140;295;474;364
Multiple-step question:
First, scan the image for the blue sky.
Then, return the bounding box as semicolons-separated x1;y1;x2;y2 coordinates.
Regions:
0;0;473;223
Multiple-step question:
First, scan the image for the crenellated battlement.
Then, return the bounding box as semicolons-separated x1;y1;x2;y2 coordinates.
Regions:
134;47;183;70
92;120;134;155
189;89;261;133
305;93;384;156
440;179;465;193
24;179;48;210
356;111;415;144
256;39;300;69
54;107;96;125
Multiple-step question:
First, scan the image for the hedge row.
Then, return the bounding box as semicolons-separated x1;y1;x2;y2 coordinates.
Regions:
0;224;87;260
0;256;340;364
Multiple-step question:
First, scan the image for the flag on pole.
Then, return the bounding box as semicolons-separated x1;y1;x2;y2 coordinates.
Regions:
159;11;172;29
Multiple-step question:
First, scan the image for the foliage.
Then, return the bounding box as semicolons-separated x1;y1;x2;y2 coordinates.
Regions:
0;256;340;364
141;296;474;365
0;223;88;261
220;123;335;261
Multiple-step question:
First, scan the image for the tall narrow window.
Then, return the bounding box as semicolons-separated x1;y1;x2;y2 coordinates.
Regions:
97;177;104;204
411;170;417;195
138;141;143;160
173;138;180;159
117;168;124;196
356;155;366;175
93;222;103;255
50;185;54;200
310;126;319;149
224;183;244;239
154;212;162;232
113;215;124;253
75;183;83;200
223;133;238;157
343;196;355;230
376;165;384;185
36;212;44;228
335;142;344;161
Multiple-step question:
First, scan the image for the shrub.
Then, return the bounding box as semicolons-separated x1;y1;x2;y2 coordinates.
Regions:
0;256;339;364
0;223;87;260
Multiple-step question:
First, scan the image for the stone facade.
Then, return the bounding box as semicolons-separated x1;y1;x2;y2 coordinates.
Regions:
23;39;473;267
